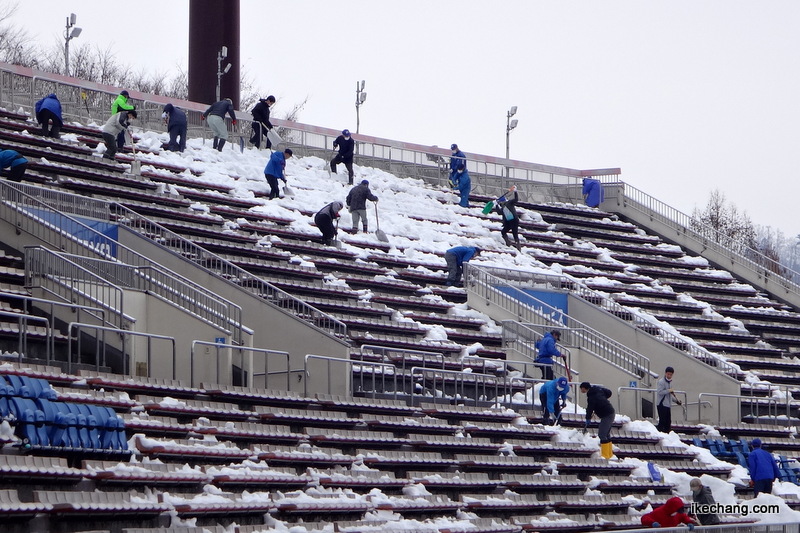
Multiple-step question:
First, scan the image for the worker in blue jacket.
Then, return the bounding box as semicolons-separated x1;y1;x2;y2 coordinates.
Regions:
539;376;569;425
264;148;293;200
444;246;480;286
535;330;563;380
582;177;604;208
35;93;63;138
449;143;466;183
0;150;28;182
748;438;781;495
452;164;471;208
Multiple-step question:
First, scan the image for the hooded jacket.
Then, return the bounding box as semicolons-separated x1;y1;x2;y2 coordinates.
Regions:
35;93;62;120
111;93;135;115
582;178;604;208
748;446;781;482
640;497;694;528
445;246;478;266
102;111;132;136
0;150;27;169
265;151;288;179
535;332;561;365
346;182;378;211
692;485;720;525
316;201;344;220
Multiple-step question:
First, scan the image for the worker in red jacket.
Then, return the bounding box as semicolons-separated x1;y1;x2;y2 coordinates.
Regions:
641;497;698;528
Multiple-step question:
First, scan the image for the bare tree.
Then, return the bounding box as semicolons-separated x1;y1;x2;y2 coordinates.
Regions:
691;189;757;254
0;1;38;67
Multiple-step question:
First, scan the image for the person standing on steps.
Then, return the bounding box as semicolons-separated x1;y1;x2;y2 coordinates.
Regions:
443;246;480;286
345;179;378;233
655;366;682;433
264;148;293;200
449;143;466;184
202;97;237;152
452;164;471;208
748;438;780;496
314;201;344;246
250;95;275;149
331;129;355;184
101;109;137;160
535;330;563;381
496;185;520;248
580;381;616;459
539;376;569;426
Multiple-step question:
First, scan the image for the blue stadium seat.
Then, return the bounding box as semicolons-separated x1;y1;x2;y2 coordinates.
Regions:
0;375;11;417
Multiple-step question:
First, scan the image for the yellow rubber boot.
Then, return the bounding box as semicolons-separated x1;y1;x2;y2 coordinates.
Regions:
601;441;613;459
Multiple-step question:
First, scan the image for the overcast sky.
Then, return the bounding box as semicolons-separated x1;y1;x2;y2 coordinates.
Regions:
12;1;800;239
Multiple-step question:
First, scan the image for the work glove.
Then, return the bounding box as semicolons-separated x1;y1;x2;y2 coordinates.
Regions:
687;524;695;531
561;400;568;409
200;115;205;121
651;523;660;528
676;400;682;406
282;178;287;183
232;120;237;125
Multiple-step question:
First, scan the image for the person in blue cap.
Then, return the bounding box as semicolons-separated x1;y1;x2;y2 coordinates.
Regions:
452;163;471;208
331;129;355;184
449;143;466;184
539;376;569;425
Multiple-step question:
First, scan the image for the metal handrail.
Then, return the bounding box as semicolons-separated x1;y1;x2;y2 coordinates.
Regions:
67;322;176;378
610;181;800;300
0;310;53;364
190;340;290;389
409;365;539;410
304;353;397;398
698;392;784;427
617;386;689;423
467;264;652;382
501;321;575;380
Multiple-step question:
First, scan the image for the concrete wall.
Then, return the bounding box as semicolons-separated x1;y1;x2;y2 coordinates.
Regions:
117;226;351;395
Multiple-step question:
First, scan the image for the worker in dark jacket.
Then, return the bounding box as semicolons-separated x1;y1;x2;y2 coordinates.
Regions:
264;148;293;200
0;150;28;181
202;98;237;151
250;95;275;149
539;376;569;425
443;246;480;286
331;129;355;184
496;185;520;247
162;103;188;152
452;164;471;207
748;438;781;496
689;478;720;525
315;201;344;246
580;381;616;456
111;90;135;150
35;93;63;138
345;179;378;233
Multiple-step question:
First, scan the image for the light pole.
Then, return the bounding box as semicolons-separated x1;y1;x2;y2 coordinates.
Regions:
63;13;82;76
505;106;518;177
355;80;367;133
216;46;232;102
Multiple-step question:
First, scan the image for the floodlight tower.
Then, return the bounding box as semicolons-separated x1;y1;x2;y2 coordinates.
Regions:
355;80;367;134
64;13;82;76
216;46;232;102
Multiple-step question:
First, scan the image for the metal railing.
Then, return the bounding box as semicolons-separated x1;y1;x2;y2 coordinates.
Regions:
607;181;800;301
25;246;127;329
67;322;176;378
617;386;689;423
501;321;575;380
467;264;652;382
698;392;785;427
409;365;537;409
0;310;53;363
2;181;246;343
190;340;290;389
305;354;398;398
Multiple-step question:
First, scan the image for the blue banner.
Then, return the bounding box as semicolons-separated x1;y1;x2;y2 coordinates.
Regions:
22;207;118;257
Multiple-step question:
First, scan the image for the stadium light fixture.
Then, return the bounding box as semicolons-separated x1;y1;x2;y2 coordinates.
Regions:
505;106;519;177
64;13;82;76
216;46;232;102
355;80;367;133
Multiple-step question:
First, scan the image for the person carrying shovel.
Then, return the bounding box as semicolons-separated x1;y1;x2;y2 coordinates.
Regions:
345;180;378;234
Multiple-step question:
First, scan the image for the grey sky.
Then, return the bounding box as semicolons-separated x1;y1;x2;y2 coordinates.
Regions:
13;0;800;237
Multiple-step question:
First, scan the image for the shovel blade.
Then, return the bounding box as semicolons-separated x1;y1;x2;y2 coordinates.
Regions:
376;229;389;243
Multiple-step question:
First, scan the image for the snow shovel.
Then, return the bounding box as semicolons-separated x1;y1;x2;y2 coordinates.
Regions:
374;203;389;243
481;199;495;215
282;180;295;198
267;125;283;148
332;218;343;249
127;129;141;175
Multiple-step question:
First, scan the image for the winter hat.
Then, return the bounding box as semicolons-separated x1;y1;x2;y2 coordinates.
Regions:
751;438;762;448
361;179;369;186
665;366;675;373
556;377;568;391
551;329;561;339
284;149;293;156
120;90;129;97
450;143;458;150
689;478;702;490
342;129;351;136
266;95;276;103
580;382;591;391
457;164;465;171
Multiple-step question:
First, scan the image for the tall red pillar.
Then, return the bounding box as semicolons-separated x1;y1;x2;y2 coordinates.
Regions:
188;0;241;108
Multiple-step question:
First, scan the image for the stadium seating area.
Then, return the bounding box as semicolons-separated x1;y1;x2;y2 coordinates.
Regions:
0;89;798;532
